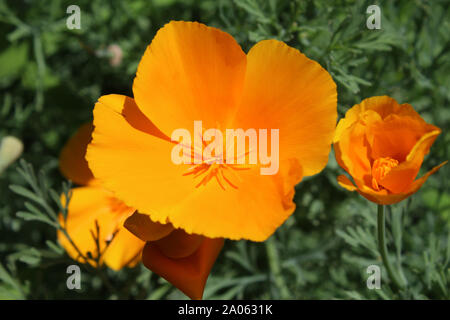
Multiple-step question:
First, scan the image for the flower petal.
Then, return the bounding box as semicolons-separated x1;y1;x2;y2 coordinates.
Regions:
154;228;204;259
86;94;199;218
133;21;246;136
380;130;441;193
337;175;358;191
57;186;135;268
355;161;447;205
102;228;145;271
59;123;95;185
358;96;424;121
168;159;302;241
368;114;439;163
232;39;337;176
124;211;174;242
334;111;380;187
408;161;447;193
142;237;224;300
355;185;409;205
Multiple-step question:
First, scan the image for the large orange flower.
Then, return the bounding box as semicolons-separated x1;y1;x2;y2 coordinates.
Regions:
58;123;144;270
86;21;337;241
334;96;446;204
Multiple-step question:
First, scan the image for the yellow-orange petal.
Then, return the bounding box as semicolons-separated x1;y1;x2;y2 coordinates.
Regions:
126;251;142;268
334;110;381;187
274;158;303;209
368;114;440;164
333;104;364;144
408;161;447;193
124;211;174;242
357;187;411;205
57;186;136;268
86;94;199;216
132;20;246;136
358;96;425;121
59;123;95;185
379;130;441;193
355;161;447;205
167;159;302;241
232;39;337;177
102;228;145;271
337;175;358;191
142;237;224;300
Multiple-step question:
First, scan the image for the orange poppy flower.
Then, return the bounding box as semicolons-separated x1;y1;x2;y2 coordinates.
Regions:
58;123;145;270
334;96;447;205
86;21;337;242
60;123;223;299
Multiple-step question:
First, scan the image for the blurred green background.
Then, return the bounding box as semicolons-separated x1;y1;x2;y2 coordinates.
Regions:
0;0;449;299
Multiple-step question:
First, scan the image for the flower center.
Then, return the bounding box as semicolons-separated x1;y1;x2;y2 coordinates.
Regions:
183;161;251;190
182;137;250;190
371;156;399;190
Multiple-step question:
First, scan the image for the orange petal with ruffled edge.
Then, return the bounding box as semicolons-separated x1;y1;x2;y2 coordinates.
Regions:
334;109;380;187
379;130;441;193
133;21;246;136
142;236;224;300
167;159;302;241
357;96;425;121
337;162;447;205
59;123;95;186
86;94;198;213
368;114;440;164
232;39;337;177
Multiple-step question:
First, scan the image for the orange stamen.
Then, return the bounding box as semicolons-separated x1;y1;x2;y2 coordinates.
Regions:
371;157;399;190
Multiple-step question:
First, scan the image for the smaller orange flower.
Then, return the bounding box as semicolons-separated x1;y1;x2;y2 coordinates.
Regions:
58;123;145;270
333;96;447;205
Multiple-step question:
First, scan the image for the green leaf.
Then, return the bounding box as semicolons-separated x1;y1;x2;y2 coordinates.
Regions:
45;240;64;255
16;211;57;227
0;42;28;86
9;185;44;205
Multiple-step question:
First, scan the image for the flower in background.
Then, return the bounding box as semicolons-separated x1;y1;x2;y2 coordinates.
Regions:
86;21;337;242
0;136;23;174
107;44;123;67
334;96;447;204
58;123;144;270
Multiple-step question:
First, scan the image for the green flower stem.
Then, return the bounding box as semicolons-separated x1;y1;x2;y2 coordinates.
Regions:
33;31;45;112
265;236;290;299
377;204;405;291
